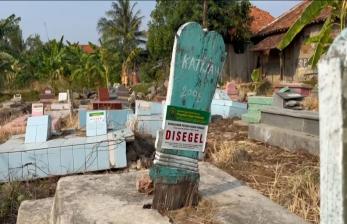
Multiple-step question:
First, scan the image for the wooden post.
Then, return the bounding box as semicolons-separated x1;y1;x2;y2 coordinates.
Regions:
279;51;284;80
319;28;347;224
149;22;226;211
202;0;208;28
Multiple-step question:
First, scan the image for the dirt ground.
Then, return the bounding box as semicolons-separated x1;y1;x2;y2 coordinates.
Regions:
205;118;319;223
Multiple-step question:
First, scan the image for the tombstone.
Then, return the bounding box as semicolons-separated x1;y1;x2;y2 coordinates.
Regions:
58;92;68;102
98;87;109;101
225;82;239;100
12;93;22;102
25;115;51;143
86;110;107;137
319;28;347;223
116;85;130;101
40;87;54;99
149;22;226;210
31;103;44;116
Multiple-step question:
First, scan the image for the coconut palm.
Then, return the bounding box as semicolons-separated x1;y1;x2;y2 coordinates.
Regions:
278;0;347;67
97;0;144;58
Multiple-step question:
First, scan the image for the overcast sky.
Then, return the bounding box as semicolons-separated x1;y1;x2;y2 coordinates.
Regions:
0;1;299;44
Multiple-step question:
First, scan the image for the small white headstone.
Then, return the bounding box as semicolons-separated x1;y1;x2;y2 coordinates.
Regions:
12;94;22;102
58;92;68;102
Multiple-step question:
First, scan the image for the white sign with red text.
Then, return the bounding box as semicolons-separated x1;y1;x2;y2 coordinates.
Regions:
162;120;208;152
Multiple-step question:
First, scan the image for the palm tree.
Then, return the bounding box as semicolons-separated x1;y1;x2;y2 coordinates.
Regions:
97;0;144;86
278;0;347;67
97;0;145;57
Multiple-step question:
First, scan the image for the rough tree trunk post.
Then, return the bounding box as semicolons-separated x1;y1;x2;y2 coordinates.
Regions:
319;28;347;224
149;22;226;212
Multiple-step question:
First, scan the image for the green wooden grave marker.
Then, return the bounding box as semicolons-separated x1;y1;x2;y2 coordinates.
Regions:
149;22;226;211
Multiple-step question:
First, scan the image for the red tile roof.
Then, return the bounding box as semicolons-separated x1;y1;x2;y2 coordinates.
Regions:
251;33;284;51
250;6;275;34
80;44;94;54
255;0;331;37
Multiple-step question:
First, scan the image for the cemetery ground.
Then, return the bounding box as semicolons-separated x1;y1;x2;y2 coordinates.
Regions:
206;118;319;223
0;116;319;224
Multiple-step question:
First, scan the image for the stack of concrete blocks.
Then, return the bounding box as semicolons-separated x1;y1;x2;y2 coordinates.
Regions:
241;96;273;123
24;115;51;143
129;100;164;138
248;106;319;156
211;89;247;119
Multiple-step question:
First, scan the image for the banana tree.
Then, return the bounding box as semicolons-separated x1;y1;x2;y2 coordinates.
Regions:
277;0;347;67
39;36;68;85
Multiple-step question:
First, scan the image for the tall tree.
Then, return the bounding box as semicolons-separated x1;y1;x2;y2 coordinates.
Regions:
0;14;25;89
145;0;251;81
97;0;144;86
97;0;144;58
0;14;24;57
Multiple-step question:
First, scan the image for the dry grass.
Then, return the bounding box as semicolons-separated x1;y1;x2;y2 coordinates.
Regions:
303;96;319;111
60;113;78;129
168;199;221;224
0;118;26;144
209;141;249;169
209;140;319;223
0;178;59;224
0;129;12;144
264;164;319;223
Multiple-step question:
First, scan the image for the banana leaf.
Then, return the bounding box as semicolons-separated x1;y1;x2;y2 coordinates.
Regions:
277;0;329;50
307;16;333;67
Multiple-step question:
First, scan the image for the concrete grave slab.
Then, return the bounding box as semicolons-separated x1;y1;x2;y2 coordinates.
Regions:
17;162;306;224
17;197;53;224
248;123;319;156
50;170;170;224
0;129;132;182
135;100;164;116
211;99;247;119
199;162;307;224
260;106;319;136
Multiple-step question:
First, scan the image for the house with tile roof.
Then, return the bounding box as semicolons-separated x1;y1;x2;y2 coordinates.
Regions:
222;1;337;83
222;5;274;82
250;0;334;82
80;44;94;54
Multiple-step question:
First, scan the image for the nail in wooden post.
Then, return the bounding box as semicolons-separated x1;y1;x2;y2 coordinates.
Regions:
149;22;226;211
